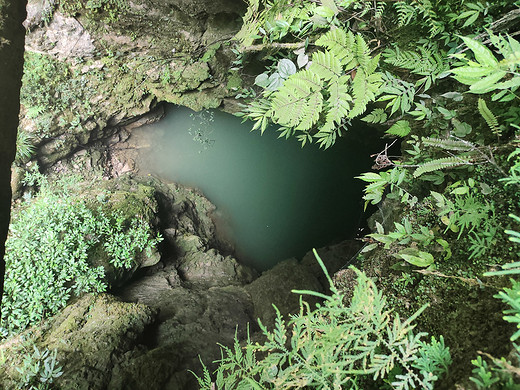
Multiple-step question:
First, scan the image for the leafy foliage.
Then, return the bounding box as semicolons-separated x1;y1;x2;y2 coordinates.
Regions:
478;98;502;137
58;0;129;19
194;251;451;389
241;28;382;148
357;166;417;209
467;237;520;388
386;120;411;137
15;345;63;390
15;130;36;164
451;34;520;100
383;43;449;91
0;170;161;336
412;156;470;178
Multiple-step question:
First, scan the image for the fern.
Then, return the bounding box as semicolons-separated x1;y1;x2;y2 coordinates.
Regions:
315;28;356;65
383;43;449;90
234;0;261;47
378;72;416;116
392;0;444;37
374;1;386;19
386;120;411;137
308;50;342;80
243;28;382;148
321;76;352;132
478;98;501;137
422;137;474;151
413;156;470;178
362;108;387;124
394;1;415;27
195;251;451;389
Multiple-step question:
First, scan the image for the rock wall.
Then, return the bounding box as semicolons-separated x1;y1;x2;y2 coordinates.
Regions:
20;0;246;170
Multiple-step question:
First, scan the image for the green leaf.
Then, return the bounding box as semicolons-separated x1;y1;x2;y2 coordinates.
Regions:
460;36;498;67
315;2;338;19
451;66;494;85
469;70;507;94
386;120;411;137
255;73;270;88
362;108;387;124
266;73;284;91
309;50;342;81
396;249;435;267
278;59;297;79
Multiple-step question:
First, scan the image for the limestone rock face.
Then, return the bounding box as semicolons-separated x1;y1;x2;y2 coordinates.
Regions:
0;294;156;390
21;0;245;168
245;241;362;328
246;258;323;328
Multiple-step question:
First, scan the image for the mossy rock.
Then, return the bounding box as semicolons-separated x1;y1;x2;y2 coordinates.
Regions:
0;294;156;390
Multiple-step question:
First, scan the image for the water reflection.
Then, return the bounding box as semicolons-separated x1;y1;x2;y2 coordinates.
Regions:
135;105;379;271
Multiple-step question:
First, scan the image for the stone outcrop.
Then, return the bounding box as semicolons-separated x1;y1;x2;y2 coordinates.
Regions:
20;0;246;169
0;173;362;389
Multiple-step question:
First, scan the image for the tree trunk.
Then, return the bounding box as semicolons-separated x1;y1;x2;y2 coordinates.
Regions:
0;0;26;319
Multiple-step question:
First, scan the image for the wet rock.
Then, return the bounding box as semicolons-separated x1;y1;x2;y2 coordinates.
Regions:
245;258;323;328
116;265;255;389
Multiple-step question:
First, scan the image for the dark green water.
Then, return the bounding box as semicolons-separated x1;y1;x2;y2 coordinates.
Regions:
137;105;380;270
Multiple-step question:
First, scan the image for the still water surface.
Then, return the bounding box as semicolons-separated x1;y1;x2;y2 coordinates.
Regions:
137;105;379;270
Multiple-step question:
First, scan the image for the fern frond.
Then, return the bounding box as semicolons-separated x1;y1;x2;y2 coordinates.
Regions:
386;120;411;137
314;128;337;149
349;69;369;118
355;34;370;69
422;137;474;151
394;1;415;27
478;98;501;136
270;69;324;129
315;28;355;65
375;1;386;19
234;0;261;47
362;108;387;124
383;44;448;82
413;157;470;178
324;76;351;125
284;69;323;96
272;91;309;128
241;98;272;134
308;50;342;81
295;91;324;131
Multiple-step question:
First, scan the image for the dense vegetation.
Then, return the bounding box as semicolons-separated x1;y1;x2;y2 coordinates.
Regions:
0;168;161;337
194;0;520;388
4;0;520;388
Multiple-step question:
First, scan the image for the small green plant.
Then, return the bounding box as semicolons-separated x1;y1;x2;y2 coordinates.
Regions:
0;169;161;336
193;250;451;389
467;225;520;388
58;0;128;20
363;219;450;267
357;166;417;208
16;345;63;390
15;129;36;163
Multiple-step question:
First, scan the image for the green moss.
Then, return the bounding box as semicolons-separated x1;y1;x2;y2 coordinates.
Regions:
226;71;243;91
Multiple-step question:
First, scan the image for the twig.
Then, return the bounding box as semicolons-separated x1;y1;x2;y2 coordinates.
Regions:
414;269;490;288
241;41;307;53
457;9;520;54
478;351;520;378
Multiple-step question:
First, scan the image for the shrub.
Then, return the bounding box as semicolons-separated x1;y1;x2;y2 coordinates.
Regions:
0;170;161;337
194;250;451;389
